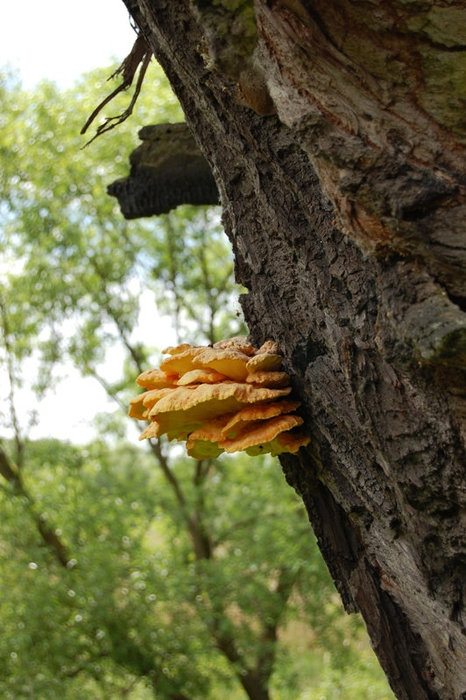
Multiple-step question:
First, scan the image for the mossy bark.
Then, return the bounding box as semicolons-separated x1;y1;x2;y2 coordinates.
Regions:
120;1;466;697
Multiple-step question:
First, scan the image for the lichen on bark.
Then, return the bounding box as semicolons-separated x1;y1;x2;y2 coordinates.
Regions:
192;0;258;77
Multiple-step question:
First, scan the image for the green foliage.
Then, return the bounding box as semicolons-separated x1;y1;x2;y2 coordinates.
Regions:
0;438;392;699
0;66;394;699
0;61;242;422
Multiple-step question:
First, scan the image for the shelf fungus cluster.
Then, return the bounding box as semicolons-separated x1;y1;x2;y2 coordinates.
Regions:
129;337;310;459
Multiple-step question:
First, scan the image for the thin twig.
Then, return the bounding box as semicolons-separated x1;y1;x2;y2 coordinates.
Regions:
148;438;187;507
81;35;152;148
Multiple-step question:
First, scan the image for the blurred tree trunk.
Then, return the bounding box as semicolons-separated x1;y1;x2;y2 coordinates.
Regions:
119;1;466;698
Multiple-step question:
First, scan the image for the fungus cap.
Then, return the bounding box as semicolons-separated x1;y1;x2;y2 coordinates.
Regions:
221;400;300;439
220;414;304;453
160;347;205;375
136;368;177;389
246;353;282;373
214;336;256;356
162;343;196;355
185;415;233;456
246;370;290;387
151;382;291;416
142;387;176;409
194;347;250;382
186;438;224;460
177;368;227;385
188;414;232;442
185;415;232;459
256;340;280;355
138;421;161;440
128;393;149;420
245;431;310;456
149;383;291;437
130;337;310;458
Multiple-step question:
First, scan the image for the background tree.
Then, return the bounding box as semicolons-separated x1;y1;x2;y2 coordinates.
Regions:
113;2;466;698
0;69;392;698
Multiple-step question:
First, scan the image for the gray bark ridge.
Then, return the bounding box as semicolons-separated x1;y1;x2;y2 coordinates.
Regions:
119;2;466;698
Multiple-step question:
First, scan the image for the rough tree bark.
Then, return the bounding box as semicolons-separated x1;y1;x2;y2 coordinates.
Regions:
116;2;466;698
108;123;218;217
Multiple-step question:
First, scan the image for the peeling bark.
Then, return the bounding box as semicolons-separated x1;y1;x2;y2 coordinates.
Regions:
117;1;466;697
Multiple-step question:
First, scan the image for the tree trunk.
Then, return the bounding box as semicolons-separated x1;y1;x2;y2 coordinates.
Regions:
119;1;466;697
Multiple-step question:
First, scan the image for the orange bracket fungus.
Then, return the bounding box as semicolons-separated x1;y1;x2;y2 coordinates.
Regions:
129;337;310;459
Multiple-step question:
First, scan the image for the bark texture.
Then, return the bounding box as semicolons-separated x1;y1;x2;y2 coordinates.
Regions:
108;123;219;217
119;1;466;698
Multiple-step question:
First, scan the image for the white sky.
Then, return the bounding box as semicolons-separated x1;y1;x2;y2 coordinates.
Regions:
0;1;174;444
0;0;136;88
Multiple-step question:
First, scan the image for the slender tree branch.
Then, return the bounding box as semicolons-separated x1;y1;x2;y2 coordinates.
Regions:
198;227;218;345
35;514;71;568
0;296;71;566
0;445;20;485
107;305;146;375
207;600;272;700
89;370;129;413
146;440;213;559
193;459;212;486
211;509;303;549
165;214;184;342
212;515;269;549
0;445;70;566
0;294;25;468
253;566;301;689
85;260;147;375
148;438;187;507
76;268;212;562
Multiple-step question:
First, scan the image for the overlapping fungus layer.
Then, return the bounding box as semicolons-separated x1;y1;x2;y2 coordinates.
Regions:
129;337;310;459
